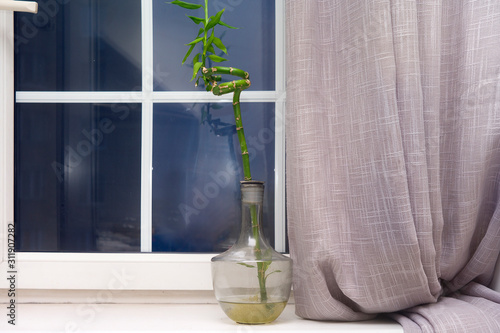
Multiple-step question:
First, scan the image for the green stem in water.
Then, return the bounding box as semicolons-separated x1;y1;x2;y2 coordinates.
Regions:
252;205;268;302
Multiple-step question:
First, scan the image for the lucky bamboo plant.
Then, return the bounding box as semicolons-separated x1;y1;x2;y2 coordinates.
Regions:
167;0;272;302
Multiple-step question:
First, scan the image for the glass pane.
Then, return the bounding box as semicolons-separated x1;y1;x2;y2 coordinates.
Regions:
152;103;275;252
153;0;275;91
15;0;141;91
15;103;142;252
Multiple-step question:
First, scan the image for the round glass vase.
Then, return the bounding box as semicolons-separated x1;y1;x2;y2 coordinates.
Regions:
211;181;292;324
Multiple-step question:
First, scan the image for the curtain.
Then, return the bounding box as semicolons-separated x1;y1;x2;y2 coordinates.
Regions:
285;0;500;331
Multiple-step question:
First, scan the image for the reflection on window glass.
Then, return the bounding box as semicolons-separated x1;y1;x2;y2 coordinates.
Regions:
152;103;275;252
153;0;275;91
15;103;142;252
15;0;141;91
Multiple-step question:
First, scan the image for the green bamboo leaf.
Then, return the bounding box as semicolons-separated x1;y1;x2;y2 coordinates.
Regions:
186;36;203;46
206;9;224;30
192;52;200;64
213;37;227;54
264;270;282;282
207;44;215;54
205;19;217;31
182;44;195;64
166;1;202;10
208;54;227;62
204;33;215;53
218;20;238;29
187;15;204;25
238;263;255;268
207;33;215;45
191;61;203;81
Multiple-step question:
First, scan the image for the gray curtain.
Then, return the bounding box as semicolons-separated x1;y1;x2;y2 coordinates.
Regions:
285;0;500;331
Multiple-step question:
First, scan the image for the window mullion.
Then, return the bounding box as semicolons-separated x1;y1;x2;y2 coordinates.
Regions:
274;0;286;252
151;90;279;103
15;91;144;103
140;0;154;252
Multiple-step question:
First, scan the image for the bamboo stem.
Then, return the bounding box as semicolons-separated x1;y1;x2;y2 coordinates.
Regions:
171;0;270;303
203;66;252;180
203;66;269;302
233;90;251;180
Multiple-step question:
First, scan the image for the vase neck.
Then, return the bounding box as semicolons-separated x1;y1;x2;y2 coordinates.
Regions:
236;181;270;249
241;181;264;204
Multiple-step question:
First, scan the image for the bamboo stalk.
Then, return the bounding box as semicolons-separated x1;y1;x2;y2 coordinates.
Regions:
203;66;252;180
168;0;269;303
203;66;269;302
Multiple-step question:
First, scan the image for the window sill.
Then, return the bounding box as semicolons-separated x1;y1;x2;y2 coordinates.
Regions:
0;302;403;332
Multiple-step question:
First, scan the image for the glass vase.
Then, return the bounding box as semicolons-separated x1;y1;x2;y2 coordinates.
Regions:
211;181;292;324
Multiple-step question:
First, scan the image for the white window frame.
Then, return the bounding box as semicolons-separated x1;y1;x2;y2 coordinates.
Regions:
0;0;286;291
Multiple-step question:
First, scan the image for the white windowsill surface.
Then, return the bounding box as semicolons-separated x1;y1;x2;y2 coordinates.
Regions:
0;303;402;332
0;289;403;333
2;258;497;333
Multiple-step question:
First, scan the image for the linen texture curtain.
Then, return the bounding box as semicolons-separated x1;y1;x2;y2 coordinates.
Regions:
285;0;500;331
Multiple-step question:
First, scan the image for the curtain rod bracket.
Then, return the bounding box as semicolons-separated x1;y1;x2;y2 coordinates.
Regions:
0;0;38;14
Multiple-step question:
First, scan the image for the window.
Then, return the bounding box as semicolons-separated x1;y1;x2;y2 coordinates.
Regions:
0;0;285;290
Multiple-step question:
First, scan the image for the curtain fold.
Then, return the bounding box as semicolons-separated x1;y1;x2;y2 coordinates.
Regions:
285;0;500;331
